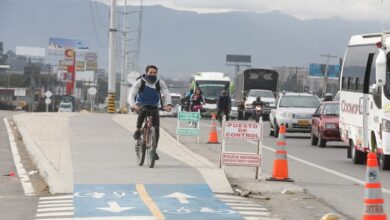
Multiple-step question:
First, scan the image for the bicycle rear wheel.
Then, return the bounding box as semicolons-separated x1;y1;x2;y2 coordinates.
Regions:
146;127;157;168
136;132;146;166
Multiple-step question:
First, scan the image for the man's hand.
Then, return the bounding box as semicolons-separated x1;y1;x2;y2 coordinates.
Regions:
164;105;172;112
132;105;140;113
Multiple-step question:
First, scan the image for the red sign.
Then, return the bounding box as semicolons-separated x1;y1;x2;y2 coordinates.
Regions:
222;152;261;167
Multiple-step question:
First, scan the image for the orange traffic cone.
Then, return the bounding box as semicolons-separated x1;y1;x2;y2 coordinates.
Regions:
207;113;219;144
267;124;293;182
362;152;387;220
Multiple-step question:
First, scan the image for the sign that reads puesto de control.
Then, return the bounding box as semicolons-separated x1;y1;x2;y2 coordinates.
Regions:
223;121;262;140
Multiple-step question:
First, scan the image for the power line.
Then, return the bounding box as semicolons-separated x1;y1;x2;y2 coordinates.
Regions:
89;0;105;48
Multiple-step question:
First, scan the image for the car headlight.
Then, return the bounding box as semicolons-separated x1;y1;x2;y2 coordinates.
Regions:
382;119;390;132
324;123;337;129
280;112;293;118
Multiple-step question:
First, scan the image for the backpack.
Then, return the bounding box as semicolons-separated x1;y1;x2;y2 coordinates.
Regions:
135;76;163;108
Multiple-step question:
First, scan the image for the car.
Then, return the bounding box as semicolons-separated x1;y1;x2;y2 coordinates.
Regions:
310;101;341;148
269;92;321;137
58;102;73;112
160;93;181;117
230;99;238;119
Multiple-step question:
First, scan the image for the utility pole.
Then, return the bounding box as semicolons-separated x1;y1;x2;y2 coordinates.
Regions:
320;54;338;97
107;0;118;113
119;0;128;112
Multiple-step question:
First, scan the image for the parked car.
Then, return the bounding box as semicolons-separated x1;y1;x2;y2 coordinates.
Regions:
310;101;341;147
269;92;321;137
160;93;181;117
58;102;73;112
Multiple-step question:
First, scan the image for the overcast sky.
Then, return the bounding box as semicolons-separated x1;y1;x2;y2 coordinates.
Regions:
96;0;389;21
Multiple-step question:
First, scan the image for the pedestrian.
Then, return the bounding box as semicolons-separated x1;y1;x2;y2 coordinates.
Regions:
217;90;231;123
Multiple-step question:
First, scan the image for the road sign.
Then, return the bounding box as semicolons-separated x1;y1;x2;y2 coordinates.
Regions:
45;98;51;105
44;91;53;98
222;120;263;140
14;88;26;97
222;152;261;167
176;128;199;136
88;87;97;95
178;112;201;122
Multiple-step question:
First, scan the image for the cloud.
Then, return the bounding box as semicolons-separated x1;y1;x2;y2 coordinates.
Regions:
95;0;389;21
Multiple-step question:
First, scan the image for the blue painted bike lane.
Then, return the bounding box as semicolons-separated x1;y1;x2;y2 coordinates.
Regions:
74;184;243;220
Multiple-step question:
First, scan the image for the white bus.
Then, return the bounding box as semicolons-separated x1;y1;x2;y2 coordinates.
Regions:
339;32;390;170
191;72;231;114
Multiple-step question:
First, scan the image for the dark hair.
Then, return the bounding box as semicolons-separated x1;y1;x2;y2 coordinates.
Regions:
145;65;158;73
195;88;202;95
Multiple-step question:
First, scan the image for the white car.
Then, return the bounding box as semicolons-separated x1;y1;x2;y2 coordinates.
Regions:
269;92;320;137
58;102;73;112
160;93;181;117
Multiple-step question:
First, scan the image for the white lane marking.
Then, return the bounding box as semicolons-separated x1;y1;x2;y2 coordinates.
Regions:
238;211;271;216
72;217;156;220
39;200;73;204
37;207;74;212
245;217;280;220
3;117;35;196
226;203;264;207
215;194;249;200
38;203;73;208
232;207;268;211
35;211;74;217
39;195;73;200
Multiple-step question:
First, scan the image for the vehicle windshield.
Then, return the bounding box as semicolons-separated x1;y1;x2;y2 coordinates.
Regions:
248;90;274;98
171;96;180;105
196;80;229;99
59;103;72;108
322;103;340;116
279;96;320;108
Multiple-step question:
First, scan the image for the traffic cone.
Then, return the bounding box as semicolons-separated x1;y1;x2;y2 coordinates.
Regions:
267;124;293;182
362;152;387;220
207;113;219;144
4;171;16;177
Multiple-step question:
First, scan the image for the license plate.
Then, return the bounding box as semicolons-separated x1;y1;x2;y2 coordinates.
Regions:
298;120;309;126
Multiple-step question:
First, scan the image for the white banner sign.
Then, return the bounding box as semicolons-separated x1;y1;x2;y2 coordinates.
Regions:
222;152;261;167
14;88;26;97
223;121;263;140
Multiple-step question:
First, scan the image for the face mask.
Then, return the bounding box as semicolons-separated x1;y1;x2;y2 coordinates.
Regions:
146;75;157;83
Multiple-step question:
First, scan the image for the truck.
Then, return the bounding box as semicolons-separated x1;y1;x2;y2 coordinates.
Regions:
234;68;279;120
190;72;231;115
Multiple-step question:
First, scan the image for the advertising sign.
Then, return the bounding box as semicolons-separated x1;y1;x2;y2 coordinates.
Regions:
222;121;262;140
85;61;97;71
222;152;261;167
59;60;85;71
14;88;26;97
16;46;45;58
308;63;341;78
48;37;89;51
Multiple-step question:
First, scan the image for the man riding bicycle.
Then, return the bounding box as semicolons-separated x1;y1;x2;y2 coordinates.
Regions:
128;65;172;160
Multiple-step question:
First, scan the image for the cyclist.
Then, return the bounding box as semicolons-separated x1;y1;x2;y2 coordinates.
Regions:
217;90;231;123
128;65;172;160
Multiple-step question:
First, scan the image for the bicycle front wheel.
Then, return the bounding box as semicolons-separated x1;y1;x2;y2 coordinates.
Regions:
136;137;146;166
146;127;157;168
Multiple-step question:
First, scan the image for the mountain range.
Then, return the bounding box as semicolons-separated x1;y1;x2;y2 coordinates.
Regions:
0;0;387;79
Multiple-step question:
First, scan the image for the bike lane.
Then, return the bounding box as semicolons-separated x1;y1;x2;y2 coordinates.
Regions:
70;114;242;220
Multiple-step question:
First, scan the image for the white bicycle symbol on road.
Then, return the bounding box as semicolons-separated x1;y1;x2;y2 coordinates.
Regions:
163;206;237;215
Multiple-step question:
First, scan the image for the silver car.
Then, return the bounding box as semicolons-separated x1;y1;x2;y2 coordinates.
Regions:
269;92;320;137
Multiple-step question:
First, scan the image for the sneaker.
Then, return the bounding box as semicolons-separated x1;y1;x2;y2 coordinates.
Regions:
133;129;140;140
154;153;159;160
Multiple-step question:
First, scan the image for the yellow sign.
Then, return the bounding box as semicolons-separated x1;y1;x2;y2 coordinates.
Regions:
59;60;85;71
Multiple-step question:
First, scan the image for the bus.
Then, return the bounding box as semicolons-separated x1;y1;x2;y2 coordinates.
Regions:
190;72;231;115
339;32;390;170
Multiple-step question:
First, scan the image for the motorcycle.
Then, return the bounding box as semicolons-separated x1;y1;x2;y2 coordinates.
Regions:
253;105;262;123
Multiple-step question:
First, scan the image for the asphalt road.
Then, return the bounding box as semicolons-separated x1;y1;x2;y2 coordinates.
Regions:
160;116;390;220
0;110;37;220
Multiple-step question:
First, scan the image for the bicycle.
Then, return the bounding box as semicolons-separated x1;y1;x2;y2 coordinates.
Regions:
134;106;159;168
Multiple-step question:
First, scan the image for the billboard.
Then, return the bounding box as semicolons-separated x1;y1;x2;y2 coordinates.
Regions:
48;38;89;51
59;60;85;71
16;46;45;57
226;55;251;63
308;63;341;78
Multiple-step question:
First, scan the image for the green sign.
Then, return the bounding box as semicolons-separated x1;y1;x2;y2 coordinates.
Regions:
178;112;201;122
176;128;200;136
